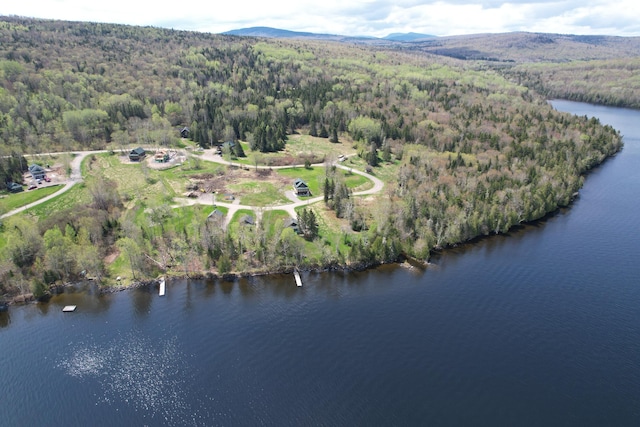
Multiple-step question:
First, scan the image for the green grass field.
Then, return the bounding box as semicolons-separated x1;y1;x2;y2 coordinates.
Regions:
227;133;356;167
277;166;374;195
0;185;64;213
228;181;290;206
24;184;91;217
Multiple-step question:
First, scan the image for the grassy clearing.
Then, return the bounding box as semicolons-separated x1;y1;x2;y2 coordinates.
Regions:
292;204;353;262
341;170;371;191
340;155;400;183
263;209;290;237
228;181;290;206
24;184;91;218
277;166;374;194
276;166;325;196
170;205;210;233
285;133;355;158
230;132;356;167
227;208;256;238
0;185;64;213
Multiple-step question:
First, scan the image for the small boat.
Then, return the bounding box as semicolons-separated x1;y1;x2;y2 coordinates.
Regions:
62;305;77;312
159;277;166;296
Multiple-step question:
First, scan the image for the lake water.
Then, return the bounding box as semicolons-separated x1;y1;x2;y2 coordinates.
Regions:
2;100;640;426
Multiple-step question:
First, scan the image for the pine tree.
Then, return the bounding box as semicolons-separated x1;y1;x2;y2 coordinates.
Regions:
234;141;246;157
330;126;339;143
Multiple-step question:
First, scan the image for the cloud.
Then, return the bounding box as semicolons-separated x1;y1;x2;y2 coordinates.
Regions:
2;0;639;37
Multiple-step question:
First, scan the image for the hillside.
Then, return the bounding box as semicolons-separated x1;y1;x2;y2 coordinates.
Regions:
406;32;640;109
221;27;640;108
0;17;623;296
410;32;640;63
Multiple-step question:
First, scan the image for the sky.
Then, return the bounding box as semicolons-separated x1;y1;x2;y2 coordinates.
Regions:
2;0;639;38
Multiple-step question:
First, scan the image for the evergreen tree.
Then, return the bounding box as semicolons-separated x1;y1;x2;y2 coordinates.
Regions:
319;124;329;138
330;126;339;143
234;141;246;157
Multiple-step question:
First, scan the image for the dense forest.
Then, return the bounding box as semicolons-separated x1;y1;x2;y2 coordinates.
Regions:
0;17;626;297
508;59;640;108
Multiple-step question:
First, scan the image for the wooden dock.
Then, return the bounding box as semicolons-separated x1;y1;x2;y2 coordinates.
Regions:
62;305;77;312
159;278;166;296
294;269;303;287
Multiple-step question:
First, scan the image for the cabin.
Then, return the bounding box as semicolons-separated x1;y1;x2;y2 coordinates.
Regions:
293;178;311;196
180;127;190;138
29;164;46;180
284;217;301;234
207;209;224;222
129;147;146;161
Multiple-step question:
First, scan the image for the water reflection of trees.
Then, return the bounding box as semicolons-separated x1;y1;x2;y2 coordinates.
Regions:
131;286;153;317
47;283;114;314
0;312;10;328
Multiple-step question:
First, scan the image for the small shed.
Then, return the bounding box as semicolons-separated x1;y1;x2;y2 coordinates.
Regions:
240;214;255;226
284;217;300;234
29;164;46;180
293;178;311;196
180;127;190;138
7;182;23;193
129;147;146;161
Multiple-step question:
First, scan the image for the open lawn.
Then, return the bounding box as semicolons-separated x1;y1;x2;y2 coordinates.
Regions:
338;155;400;184
228;181;290;206
276;167;325;196
227;208;257;238
277;166;374;194
0;185;64;213
24;184;91;218
262;210;290;238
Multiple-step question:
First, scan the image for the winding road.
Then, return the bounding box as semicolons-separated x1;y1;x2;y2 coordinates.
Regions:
175;150;385;227
2;149;384;226
1;150;103;219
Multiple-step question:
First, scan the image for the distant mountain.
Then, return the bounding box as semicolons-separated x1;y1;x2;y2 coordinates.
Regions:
222;27;351;41
222;27;640;63
409;32;640;63
222;27;432;43
383;32;436;42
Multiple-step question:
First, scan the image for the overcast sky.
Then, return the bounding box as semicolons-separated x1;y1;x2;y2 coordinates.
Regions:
2;0;639;37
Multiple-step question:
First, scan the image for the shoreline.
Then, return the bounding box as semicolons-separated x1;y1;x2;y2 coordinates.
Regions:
3;256;432;306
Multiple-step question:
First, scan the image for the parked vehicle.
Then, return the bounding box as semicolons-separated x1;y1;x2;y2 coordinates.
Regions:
28;184;37;190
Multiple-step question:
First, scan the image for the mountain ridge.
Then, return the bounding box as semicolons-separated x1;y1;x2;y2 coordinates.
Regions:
222;26;434;42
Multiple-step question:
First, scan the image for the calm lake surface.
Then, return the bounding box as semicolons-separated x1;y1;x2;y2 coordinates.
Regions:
2;100;640;426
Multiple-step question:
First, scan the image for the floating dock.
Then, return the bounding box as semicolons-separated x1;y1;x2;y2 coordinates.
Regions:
294;270;303;287
62;305;77;312
159;278;166;296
